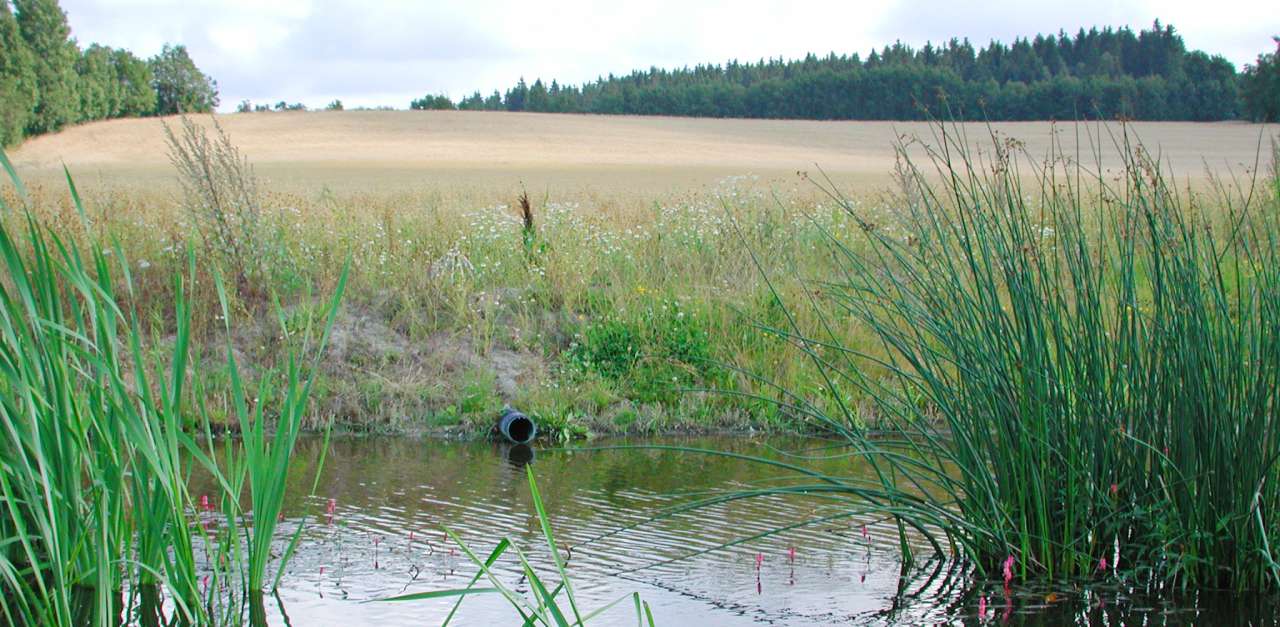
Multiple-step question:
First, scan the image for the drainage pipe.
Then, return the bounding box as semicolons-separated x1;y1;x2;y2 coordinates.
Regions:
497;408;537;444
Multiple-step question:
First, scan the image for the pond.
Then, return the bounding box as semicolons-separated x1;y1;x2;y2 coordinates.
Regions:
193;435;1276;626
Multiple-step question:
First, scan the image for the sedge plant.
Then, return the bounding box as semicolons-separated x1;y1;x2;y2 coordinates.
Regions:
378;466;656;626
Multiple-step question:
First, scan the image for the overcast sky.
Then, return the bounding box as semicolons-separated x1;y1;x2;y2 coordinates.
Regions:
60;0;1279;112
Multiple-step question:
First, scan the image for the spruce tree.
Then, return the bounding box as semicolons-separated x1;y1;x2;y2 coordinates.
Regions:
0;0;38;145
14;0;80;134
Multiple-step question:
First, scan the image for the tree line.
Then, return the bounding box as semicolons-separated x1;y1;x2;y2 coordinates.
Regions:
0;0;218;146
417;23;1280;123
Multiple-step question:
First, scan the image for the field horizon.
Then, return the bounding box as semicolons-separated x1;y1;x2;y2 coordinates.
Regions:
9;110;1278;196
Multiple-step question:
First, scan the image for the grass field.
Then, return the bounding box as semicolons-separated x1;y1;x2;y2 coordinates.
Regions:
10;111;1277;194
3;111;1278;437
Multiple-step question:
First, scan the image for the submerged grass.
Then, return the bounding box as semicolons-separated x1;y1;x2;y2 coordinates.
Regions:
379;466;655;626
0;147;347;625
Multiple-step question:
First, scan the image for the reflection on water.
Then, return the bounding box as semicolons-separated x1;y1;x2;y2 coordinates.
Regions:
186;436;1278;626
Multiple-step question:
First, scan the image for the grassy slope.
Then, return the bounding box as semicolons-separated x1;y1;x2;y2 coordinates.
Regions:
3;112;1277;438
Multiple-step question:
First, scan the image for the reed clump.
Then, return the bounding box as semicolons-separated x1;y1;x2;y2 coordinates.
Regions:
0;148;346;625
737;124;1280;591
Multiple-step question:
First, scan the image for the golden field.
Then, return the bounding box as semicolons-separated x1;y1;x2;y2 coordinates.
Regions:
9;111;1277;197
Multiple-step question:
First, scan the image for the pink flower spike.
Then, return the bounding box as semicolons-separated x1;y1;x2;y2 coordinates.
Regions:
1109;483;1118;495
1098;556;1109;572
861;524;870;540
1002;555;1015;585
978;595;987;618
788;546;796;562
755;553;764;569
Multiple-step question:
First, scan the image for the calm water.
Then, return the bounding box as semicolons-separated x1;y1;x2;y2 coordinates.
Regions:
188;436;1277;626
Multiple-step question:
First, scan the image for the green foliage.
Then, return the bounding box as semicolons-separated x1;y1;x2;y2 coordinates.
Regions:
1;155;349;623
0;1;37;145
721;125;1280;590
187;259;349;594
67;43;155;122
457;90;504;110
75;43;115;120
2;0;187;145
150;43;218;115
444;22;1245;121
570;318;640;380
110;46;156;116
569;302;716;403
0;151;346;624
325;98;343;111
1243;37;1280;122
14;0;79;134
457;368;500;416
409;93;456;110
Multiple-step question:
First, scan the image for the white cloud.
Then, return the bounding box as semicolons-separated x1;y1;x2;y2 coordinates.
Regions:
59;0;1279;112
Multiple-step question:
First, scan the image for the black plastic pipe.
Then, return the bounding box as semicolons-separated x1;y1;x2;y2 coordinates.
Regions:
497;409;537;444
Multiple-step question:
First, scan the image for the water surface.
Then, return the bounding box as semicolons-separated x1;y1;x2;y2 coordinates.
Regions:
192;436;1276;626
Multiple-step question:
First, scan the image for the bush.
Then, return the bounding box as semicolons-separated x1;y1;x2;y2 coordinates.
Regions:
163;116;273;300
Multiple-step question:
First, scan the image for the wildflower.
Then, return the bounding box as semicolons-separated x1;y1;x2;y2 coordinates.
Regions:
1109;483;1118;496
1098;556;1108;572
978;595;987;619
1002;555;1015;585
755;553;763;569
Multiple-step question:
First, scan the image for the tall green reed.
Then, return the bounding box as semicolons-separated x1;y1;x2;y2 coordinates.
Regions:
184;261;348;595
745;124;1280;590
0;147;348;625
621;125;1280;593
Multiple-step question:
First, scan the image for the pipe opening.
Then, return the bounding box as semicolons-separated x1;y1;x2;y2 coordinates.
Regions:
498;409;537;444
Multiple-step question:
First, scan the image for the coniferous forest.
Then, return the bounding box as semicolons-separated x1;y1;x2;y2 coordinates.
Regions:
425;22;1280;123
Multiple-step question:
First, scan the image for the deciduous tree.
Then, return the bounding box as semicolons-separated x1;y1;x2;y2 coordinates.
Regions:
14;0;80;134
150;43;218;115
